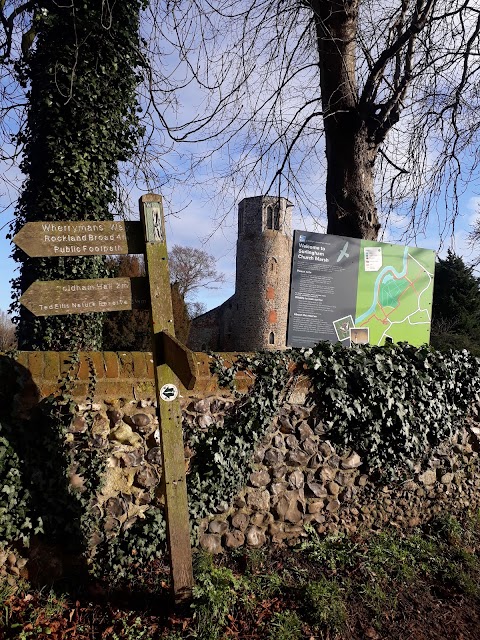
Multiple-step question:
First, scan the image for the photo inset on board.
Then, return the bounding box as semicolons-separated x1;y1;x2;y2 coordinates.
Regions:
333;315;355;342
350;327;369;345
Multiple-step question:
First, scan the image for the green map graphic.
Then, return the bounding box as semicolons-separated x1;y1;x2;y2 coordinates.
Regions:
354;241;435;346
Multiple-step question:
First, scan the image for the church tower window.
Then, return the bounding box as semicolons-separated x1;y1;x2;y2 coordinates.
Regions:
266;205;273;229
274;207;280;230
269;332;275;345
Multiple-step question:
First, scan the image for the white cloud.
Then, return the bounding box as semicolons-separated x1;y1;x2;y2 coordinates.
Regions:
466;195;480;226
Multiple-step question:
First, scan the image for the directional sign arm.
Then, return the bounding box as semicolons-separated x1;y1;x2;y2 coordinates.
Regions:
19;277;149;316
13;220;144;257
157;331;198;391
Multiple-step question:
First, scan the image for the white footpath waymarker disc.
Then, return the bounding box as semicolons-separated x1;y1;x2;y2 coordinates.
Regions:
159;383;178;402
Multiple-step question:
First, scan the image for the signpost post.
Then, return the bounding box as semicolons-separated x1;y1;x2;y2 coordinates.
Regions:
139;194;195;604
13;197;196;604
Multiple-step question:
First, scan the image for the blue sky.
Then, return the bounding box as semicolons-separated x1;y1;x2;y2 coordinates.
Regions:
2;187;480;317
2;2;480;317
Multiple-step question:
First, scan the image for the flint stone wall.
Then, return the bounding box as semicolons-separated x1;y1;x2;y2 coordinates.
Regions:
188;396;480;553
5;351;480;559
61;392;480;557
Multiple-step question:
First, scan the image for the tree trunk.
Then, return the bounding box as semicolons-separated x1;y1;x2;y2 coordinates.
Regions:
310;0;380;240
324;118;379;239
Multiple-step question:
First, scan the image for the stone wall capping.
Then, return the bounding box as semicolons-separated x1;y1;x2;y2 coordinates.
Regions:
10;350;265;401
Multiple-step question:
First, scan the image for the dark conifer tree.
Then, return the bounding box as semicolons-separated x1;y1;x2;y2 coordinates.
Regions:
102;256;192;350
431;250;480;354
102;256;151;352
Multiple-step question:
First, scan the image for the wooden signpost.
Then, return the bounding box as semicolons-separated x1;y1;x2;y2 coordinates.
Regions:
139;194;195;602
13;196;195;604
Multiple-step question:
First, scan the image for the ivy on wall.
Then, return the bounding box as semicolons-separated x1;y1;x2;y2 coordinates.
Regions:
34;354;107;551
187;352;292;522
11;0;147;350
0;423;42;546
206;343;480;485
299;341;480;478
1;343;480;582
0;355;43;548
90;351;292;580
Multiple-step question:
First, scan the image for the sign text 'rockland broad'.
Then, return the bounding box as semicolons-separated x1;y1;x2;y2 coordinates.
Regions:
13;220;144;257
19;277;149;316
287;231;436;348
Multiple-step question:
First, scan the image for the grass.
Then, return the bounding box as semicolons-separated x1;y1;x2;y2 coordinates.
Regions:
110;616;152;640
298;525;359;573
359;581;398;628
303;576;348;633
192;551;243;640
267;611;303;640
0;511;479;639
40;588;68;618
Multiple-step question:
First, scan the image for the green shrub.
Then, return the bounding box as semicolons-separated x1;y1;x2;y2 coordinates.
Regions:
249;570;284;599
359;581;397;627
442;562;480;597
192;552;243;640
365;532;422;583
299;525;359;573
430;514;463;546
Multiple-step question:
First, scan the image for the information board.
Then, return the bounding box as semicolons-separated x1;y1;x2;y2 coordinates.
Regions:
287;231;435;348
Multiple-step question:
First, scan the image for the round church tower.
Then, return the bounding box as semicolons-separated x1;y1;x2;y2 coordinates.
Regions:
232;196;293;350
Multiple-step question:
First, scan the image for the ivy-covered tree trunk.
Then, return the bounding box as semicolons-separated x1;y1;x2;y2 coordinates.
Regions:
12;0;145;350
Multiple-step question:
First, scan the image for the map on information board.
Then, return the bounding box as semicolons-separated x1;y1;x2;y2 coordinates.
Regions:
287;232;435;348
